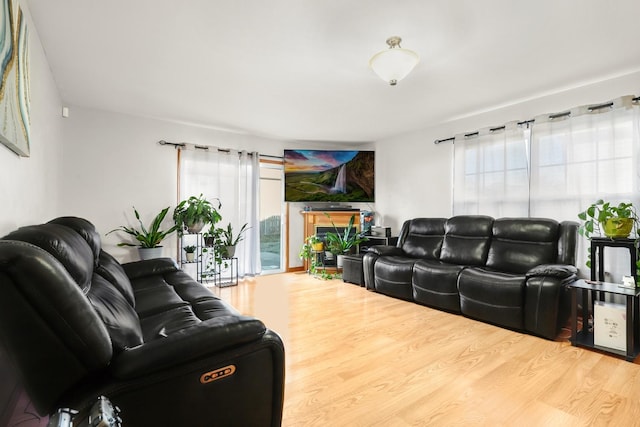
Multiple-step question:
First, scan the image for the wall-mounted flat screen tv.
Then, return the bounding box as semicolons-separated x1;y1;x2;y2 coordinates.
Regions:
284;149;375;203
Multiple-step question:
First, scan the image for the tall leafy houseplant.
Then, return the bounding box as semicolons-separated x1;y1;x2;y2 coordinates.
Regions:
173;194;222;235
219;222;249;258
108;206;178;259
324;213;366;268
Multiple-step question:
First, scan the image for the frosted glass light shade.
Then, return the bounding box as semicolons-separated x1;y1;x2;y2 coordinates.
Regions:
369;37;419;85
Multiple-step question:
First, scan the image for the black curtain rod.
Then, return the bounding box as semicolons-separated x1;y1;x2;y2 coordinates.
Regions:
158;140;186;148
158;140;256;156
433;137;455;145
588;102;614;112
434;95;638;145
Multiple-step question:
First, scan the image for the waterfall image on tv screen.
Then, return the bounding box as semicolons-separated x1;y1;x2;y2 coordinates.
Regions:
284;149;375;202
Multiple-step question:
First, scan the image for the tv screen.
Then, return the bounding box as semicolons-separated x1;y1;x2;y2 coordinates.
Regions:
284;149;375;203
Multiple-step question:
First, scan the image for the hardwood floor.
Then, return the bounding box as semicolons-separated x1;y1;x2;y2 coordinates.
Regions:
209;273;640;426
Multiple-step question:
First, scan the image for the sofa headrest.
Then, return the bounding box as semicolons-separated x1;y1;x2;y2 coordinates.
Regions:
486;217;559;274
445;215;494;236
440;215;494;265
48;217;101;267
492;217;558;242
2;223;95;292
400;218;447;259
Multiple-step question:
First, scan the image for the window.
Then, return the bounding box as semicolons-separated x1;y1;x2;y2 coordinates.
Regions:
452;96;640;281
453;122;529;217
259;160;284;273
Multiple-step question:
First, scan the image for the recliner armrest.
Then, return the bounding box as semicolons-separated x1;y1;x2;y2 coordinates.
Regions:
122;257;180;280
366;245;404;257
110;315;266;378
526;264;578;280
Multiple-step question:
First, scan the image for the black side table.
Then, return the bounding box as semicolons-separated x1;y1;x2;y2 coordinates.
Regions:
342;254;364;286
569;279;640;361
215;257;238;288
590;237;637;283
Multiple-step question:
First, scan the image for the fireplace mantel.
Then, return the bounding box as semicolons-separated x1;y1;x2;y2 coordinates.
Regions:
301;210;360;270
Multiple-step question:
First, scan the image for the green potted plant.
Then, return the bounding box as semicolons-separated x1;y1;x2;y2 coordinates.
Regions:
219;222;249;258
308;235;324;251
183;245;197;262
578;200;640;282
299;239;319;276
324;213;367;268
578;199;638;239
173;194;222;235
108;206;178;260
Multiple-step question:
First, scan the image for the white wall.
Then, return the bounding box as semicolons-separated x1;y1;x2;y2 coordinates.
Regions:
15;1;640;268
0;8;64;235
375;70;640;235
58;107;365;265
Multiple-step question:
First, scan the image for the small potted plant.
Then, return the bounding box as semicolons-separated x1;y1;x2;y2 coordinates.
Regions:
183;245;197;262
578;200;638;239
578;200;640;278
108;206;178;260
308;235;324;251
299;240;318;275
219;222;249;258
173;194;222;235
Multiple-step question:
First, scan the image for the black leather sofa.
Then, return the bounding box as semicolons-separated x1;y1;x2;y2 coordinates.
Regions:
0;217;285;426
363;215;578;340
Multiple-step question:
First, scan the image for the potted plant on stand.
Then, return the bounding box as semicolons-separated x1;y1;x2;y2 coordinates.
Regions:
578;199;640;282
173;194;222;235
299;235;325;276
325;213;367;269
308;235;324;252
578;199;638;240
183;245;197;262
219;222;249;258
108;206;178;260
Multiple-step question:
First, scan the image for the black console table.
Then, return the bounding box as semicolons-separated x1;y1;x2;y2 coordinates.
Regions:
590;237;637;283
569;279;640;361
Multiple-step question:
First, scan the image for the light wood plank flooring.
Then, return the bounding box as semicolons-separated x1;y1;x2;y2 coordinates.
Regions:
209;273;640;426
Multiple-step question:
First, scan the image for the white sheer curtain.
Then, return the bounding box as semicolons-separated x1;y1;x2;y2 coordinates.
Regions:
451;95;640;281
179;147;261;277
452;121;530;217
529;96;640;280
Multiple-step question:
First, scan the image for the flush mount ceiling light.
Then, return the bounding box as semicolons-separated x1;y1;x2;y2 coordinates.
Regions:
369;36;419;86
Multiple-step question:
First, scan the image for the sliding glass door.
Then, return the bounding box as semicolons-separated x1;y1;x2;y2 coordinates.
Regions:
259;160;284;273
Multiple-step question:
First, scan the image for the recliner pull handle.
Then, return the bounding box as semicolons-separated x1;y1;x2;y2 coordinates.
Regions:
200;365;236;384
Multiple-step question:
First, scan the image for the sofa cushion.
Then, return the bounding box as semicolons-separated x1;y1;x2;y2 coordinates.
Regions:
486;218;558;274
400;218;446;259
412;260;464;313
139;305;201;342
131;277;189;318
458;267;526;330
97;251;136;307
439;215;493;265
87;274;143;351
374;256;418;301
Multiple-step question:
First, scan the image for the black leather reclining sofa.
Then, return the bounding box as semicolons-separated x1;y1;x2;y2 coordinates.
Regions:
0;217;285;426
363;215;579;340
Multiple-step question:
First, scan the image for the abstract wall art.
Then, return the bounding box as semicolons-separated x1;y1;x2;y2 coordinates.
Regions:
0;0;30;157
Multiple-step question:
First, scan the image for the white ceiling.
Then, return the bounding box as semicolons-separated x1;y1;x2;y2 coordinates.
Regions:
26;0;640;143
